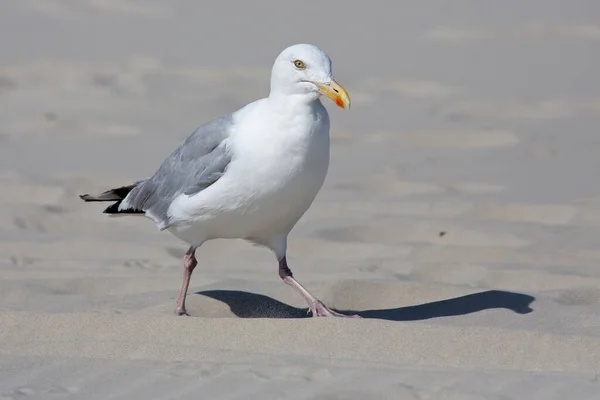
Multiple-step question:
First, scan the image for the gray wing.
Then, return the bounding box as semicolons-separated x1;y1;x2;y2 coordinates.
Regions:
122;114;234;229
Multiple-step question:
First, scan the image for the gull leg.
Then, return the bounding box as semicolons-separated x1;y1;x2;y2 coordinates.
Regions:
175;246;197;316
278;256;360;318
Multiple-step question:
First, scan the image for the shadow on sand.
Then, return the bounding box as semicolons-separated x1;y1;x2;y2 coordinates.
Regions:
196;289;535;320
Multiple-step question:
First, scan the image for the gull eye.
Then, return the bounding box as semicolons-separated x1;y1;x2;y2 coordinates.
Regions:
293;59;305;69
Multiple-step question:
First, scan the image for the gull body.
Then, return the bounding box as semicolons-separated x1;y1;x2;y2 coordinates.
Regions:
80;44;357;317
166;96;330;258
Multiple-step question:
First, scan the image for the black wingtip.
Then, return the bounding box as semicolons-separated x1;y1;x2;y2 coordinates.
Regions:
80;193;111;202
103;201;144;215
80;183;139;203
103;201;122;214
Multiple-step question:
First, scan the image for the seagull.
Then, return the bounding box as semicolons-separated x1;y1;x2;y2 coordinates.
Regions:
80;43;359;318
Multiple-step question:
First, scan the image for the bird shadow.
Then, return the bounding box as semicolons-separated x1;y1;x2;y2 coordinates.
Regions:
195;289;535;320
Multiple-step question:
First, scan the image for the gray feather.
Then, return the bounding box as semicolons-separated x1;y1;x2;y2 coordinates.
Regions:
122;114;234;228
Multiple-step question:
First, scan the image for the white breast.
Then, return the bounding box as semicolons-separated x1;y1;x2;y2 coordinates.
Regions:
167;98;330;245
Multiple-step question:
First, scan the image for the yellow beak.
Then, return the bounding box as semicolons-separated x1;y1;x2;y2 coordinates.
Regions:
316;79;351;110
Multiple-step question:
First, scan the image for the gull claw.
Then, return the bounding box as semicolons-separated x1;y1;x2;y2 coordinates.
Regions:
174;307;190;316
308;300;361;318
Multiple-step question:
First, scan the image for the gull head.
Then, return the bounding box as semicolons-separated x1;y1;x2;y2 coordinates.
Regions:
269;44;350;110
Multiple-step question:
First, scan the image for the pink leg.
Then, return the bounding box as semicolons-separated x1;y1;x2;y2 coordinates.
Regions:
174;246;197;316
279;257;360;318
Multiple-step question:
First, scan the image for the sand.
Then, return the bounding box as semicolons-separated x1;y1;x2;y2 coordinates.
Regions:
1;1;600;399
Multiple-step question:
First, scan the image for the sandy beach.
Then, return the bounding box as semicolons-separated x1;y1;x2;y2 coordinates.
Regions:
2;1;600;398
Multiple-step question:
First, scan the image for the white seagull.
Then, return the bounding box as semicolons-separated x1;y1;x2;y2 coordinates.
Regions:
80;44;359;318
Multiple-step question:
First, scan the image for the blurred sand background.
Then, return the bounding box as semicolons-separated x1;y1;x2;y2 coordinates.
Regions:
2;1;600;399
